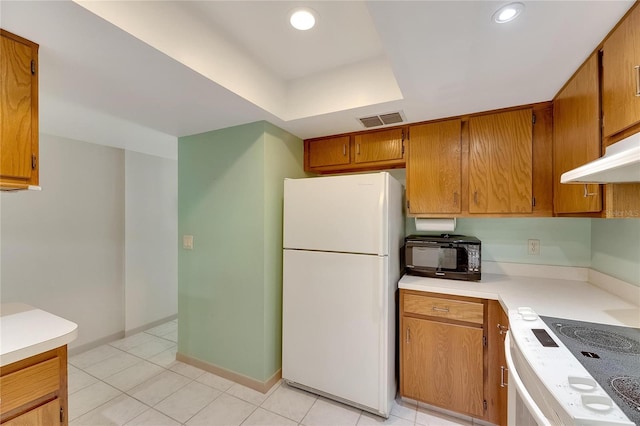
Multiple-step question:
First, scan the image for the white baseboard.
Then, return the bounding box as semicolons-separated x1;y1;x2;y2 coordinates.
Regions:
68;314;177;356
68;330;124;357
125;314;177;337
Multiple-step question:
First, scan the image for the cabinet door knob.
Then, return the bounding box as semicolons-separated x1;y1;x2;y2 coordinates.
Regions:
497;323;509;334
583;184;597;198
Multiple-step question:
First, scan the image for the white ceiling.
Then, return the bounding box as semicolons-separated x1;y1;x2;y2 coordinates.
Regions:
0;0;635;154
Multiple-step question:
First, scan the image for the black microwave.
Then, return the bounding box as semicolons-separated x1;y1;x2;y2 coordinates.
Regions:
404;234;481;281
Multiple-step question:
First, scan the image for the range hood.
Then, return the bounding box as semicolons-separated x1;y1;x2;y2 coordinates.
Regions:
561;132;640;184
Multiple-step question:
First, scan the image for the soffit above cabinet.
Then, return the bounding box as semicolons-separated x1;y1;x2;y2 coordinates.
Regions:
0;1;634;146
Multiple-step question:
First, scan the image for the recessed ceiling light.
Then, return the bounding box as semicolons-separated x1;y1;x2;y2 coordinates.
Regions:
290;8;316;31
492;2;524;24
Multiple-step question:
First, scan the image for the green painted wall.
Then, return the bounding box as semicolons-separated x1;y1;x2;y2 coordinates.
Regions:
591;218;640;287
178;121;305;382
406;217;592;267
262;122;309;379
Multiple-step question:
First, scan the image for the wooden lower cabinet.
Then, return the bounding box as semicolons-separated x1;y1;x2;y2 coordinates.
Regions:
486;300;509;426
0;346;68;425
402;316;484;417
3;399;60;426
400;290;507;425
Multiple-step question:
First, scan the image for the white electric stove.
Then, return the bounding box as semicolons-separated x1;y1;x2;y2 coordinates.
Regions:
506;307;636;426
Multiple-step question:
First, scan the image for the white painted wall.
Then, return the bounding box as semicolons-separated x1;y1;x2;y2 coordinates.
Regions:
125;151;178;333
0;134;125;350
0;134;179;351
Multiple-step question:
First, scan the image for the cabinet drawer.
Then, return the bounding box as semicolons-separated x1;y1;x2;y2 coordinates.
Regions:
3;398;60;426
0;357;60;415
403;293;483;324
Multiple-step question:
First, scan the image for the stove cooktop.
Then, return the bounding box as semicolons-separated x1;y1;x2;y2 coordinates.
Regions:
541;316;640;425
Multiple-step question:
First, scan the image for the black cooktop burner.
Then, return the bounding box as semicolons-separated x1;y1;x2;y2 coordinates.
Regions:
553;324;640;355
542;316;640;425
610;376;640;413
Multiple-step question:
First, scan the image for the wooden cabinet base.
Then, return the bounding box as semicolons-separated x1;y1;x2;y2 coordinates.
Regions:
0;346;68;425
3;399;60;426
400;290;507;425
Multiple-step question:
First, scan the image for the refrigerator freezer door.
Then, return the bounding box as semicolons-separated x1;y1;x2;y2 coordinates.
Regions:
282;249;392;415
283;173;388;256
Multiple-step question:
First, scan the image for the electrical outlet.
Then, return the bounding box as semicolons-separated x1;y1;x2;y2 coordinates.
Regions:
528;239;540;255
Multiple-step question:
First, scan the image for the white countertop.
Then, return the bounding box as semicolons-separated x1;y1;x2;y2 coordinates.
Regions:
399;273;640;328
0;303;78;366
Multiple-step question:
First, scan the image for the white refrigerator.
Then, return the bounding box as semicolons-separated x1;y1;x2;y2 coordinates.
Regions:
282;172;404;418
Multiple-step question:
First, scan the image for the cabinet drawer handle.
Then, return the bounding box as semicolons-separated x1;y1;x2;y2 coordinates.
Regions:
473;191;478;205
356;143;360;155
453;192;458;205
501;366;508;387
432;306;449;313
583;184;597;198
635;65;640;97
406;327;410;344
343;144;347;156
497;323;509;335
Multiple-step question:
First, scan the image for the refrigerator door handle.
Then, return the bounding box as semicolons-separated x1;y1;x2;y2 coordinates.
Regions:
378;173;388;256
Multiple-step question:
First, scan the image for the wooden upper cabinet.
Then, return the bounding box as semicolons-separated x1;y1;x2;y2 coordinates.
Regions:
407;120;462;214
602;4;640;138
353;128;404;164
553;54;602;214
305;127;406;173
0;30;39;190
305;136;350;170
469;109;533;214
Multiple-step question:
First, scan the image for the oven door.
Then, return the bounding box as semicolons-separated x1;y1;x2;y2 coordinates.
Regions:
505;332;553;426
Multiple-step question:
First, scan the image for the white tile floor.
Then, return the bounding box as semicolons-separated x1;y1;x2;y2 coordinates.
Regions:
68;320;478;426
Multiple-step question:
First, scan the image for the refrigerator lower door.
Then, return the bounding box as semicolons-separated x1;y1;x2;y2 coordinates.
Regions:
282;249;394;417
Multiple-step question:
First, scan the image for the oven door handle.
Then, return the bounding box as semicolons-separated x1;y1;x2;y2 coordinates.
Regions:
505;332;553;426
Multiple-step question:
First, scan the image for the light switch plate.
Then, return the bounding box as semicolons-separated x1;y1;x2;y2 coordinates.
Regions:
183;235;194;250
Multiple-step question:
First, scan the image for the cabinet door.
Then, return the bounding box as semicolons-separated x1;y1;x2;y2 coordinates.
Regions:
0;31;38;186
402;316;484;417
3;398;60;426
469;109;533;213
353;128;404;165
407;120;462;214
602;5;640;137
553;54;602;213
306;136;350;169
486;300;509;426
498;307;509;426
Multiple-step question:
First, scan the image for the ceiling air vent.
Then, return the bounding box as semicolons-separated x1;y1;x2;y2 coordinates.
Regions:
359;116;384;128
358;111;405;128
